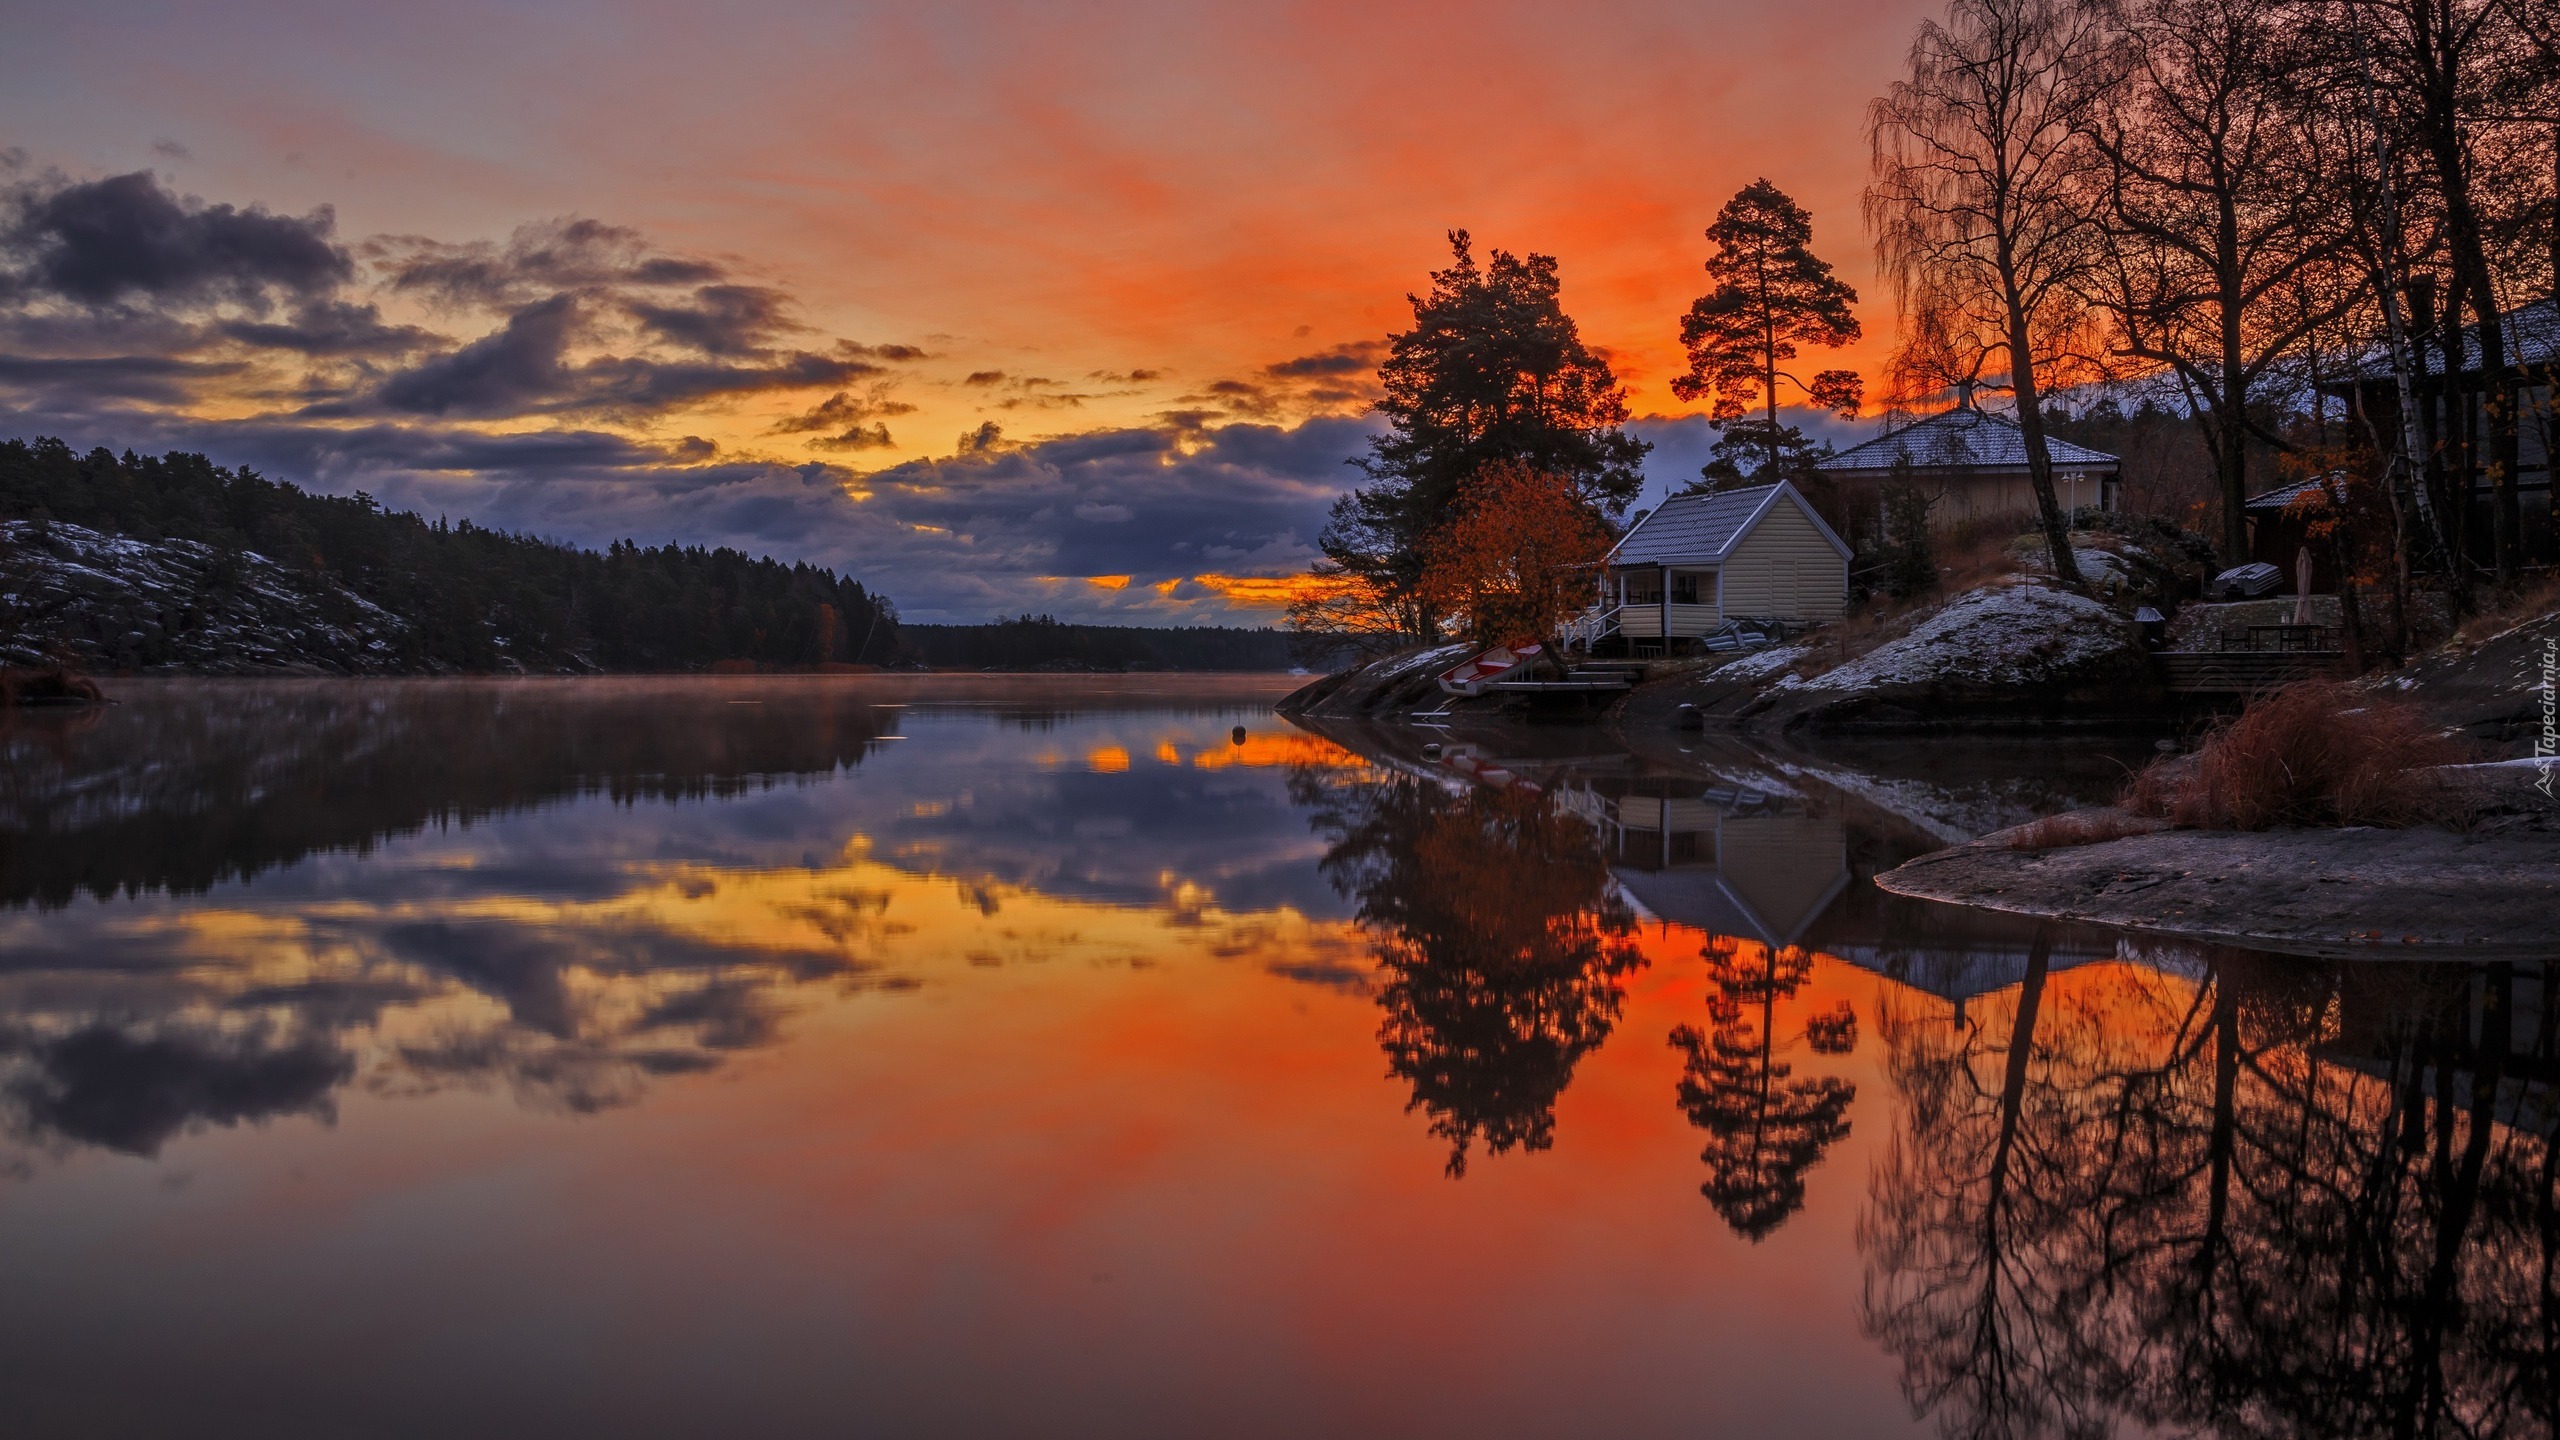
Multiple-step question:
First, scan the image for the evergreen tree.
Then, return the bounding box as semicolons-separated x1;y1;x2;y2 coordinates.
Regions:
1673;181;1865;477
1324;232;1649;627
0;438;900;672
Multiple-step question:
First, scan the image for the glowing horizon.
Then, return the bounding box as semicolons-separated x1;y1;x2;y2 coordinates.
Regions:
0;0;1931;623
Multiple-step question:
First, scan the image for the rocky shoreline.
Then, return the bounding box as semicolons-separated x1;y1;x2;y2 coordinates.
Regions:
1874;770;2559;957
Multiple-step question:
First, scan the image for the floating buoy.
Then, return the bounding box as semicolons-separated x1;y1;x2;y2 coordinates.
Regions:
1421;742;1443;759
1231;726;1247;745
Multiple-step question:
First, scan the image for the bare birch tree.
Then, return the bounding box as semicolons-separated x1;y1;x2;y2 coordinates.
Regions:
2082;0;2358;563
1867;0;2116;589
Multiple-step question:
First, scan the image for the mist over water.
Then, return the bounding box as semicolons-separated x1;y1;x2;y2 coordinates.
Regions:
0;677;2550;1438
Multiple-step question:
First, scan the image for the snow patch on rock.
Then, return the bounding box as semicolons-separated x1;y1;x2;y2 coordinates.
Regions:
1372;642;1474;681
1801;583;2126;691
1714;643;1809;684
1;519;413;673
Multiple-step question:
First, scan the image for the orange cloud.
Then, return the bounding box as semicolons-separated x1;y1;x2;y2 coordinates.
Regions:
1183;573;1340;611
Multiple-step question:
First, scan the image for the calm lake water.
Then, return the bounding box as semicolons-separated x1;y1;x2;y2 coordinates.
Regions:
0;676;2552;1439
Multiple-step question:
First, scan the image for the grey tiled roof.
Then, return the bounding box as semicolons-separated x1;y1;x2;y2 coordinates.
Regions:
1815;405;2118;473
2342;297;2558;380
1609;484;1776;565
2242;476;2325;511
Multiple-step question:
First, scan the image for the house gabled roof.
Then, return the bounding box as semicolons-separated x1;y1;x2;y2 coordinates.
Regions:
1815;404;2118;473
1606;479;1853;567
2339;297;2558;382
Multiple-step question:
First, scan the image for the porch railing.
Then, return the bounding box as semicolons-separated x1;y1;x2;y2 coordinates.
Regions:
1560;605;1621;652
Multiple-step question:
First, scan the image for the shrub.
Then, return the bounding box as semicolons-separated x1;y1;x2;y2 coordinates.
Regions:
2121;681;2467;829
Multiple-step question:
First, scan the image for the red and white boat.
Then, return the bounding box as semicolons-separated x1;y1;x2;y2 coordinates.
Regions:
1437;643;1544;696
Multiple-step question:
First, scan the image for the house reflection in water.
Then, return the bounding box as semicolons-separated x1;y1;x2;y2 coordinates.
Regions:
1555;766;1848;952
1557;761;2128;1018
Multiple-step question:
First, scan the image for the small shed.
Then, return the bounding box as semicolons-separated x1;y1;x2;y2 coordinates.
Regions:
2242;475;2339;592
1600;480;1850;644
1814;402;2118;534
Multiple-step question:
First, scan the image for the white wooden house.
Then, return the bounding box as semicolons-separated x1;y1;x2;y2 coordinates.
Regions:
1573;480;1850;651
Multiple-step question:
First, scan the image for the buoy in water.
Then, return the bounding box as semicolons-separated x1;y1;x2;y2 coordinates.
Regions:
1421;742;1443;759
1231;726;1247;745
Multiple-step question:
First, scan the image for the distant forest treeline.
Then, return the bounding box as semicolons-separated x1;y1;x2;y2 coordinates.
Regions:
901;615;1300;671
0;437;898;672
0;438;1309;674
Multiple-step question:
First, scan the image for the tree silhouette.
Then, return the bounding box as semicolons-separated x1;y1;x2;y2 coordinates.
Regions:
1673;180;1865;482
1323;231;1649;630
1858;941;2560;1439
1298;767;1644;1176
1671;938;1854;1241
1866;0;2106;591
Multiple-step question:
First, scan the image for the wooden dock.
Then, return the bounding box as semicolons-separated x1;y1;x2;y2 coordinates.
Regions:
2155;650;2351;694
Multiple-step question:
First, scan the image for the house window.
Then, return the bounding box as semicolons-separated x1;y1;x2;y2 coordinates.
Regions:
1622;570;1664;604
1670;572;1702;605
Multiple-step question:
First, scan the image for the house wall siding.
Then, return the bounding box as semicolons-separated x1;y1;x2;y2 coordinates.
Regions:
1667;600;1721;635
1719;499;1847;619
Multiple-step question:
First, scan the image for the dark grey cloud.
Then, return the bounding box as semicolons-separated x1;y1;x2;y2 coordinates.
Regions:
370;216;717;311
772;386;916;434
628;282;797;357
1263;340;1383;380
0;352;247;404
2;169;350;310
339;294;881;419
370;291;585;415
1168;340;1386;422
218;298;441;357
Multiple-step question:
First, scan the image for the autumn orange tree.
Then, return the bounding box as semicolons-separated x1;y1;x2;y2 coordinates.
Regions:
1414;461;1613;648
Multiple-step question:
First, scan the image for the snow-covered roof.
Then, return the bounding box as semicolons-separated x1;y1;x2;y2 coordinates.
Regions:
1814;405;2118;474
2242;475;2329;512
1606;480;1852;567
2339;297;2558;381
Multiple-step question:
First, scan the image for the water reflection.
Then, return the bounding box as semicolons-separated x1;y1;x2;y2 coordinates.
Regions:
0;677;1328;1171
1294;761;1643;1175
1862;945;2560;1439
1;679;2552;1437
1671;938;1857;1241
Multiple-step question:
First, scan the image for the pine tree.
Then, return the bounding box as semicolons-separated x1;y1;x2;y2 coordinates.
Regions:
1673;180;1865;479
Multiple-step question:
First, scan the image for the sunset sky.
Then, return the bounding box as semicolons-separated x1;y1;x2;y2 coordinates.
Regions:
2;0;1928;622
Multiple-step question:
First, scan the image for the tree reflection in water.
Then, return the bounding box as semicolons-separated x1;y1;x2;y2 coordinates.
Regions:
1296;766;1643;1176
1861;940;2560;1439
1670;937;1855;1240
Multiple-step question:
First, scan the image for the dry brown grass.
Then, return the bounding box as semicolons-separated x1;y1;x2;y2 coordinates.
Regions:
2122;681;2469;830
2003;809;2163;850
2451;572;2560;648
1933;524;2034;595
